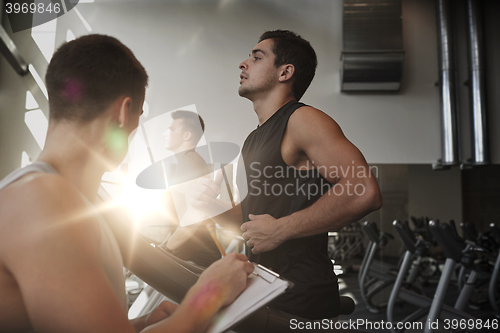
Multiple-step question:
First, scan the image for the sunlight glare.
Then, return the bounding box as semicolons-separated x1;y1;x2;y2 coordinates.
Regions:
114;180;169;229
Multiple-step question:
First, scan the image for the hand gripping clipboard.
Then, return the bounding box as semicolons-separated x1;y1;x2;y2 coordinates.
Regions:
206;264;294;333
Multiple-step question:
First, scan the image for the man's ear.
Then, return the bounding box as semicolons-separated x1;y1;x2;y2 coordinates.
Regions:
278;64;295;83
183;130;193;142
117;97;133;128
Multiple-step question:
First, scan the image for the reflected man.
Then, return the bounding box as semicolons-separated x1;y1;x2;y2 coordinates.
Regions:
162;110;221;267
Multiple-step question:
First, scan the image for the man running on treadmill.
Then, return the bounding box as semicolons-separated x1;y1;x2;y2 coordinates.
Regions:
162;110;221;267
0;34;253;333
189;30;382;320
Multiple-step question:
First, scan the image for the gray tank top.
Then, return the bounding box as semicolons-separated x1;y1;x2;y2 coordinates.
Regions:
0;162;128;312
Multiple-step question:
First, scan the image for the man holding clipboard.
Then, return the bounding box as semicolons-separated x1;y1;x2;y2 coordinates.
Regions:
0;34;255;333
189;30;382;321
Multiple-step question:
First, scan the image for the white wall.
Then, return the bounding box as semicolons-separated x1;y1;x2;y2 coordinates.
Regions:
1;0;499;179
77;0;442;164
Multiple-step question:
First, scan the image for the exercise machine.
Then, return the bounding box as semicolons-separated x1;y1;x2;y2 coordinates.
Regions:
358;221;398;314
387;220;481;333
488;223;500;315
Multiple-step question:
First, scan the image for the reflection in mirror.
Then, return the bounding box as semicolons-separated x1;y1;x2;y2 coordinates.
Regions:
110;106;243;267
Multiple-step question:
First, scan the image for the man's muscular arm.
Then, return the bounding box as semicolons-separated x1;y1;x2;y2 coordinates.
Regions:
241;106;382;254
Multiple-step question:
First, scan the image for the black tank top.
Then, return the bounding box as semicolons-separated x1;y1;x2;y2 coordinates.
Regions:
237;100;340;319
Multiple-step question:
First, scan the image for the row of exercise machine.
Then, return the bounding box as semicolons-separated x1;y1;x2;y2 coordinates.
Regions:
328;221;365;262
357;217;500;332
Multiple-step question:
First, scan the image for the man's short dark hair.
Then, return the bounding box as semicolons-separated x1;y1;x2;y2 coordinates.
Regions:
172;110;205;144
259;30;317;101
46;34;148;122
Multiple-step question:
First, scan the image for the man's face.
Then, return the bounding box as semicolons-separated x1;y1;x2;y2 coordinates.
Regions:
238;39;280;99
163;118;186;151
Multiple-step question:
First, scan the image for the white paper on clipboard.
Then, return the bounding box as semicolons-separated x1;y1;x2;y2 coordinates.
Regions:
206;264;291;333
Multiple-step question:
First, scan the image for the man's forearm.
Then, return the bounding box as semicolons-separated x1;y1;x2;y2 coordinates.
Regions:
202;201;243;232
242;177;382;254
277;178;382;242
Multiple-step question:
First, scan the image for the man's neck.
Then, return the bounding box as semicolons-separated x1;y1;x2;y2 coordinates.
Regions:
37;122;108;202
170;141;196;155
253;93;296;126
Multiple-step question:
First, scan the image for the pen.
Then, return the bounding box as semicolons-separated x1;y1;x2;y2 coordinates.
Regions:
206;223;226;257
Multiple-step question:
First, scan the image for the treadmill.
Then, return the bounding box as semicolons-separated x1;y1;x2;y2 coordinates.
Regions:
97;186;359;332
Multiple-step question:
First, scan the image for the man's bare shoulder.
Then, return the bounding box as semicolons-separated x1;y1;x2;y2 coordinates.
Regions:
0;173;132;333
179;150;207;167
0;172;89;224
288;105;346;143
175;151;210;180
0;173;100;266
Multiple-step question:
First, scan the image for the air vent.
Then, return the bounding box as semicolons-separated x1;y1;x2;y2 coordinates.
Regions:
341;0;404;91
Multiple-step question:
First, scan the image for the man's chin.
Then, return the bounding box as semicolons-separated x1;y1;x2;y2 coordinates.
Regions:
238;87;250;98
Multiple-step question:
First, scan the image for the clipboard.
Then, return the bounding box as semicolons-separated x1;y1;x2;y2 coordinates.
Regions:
206;264;293;333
